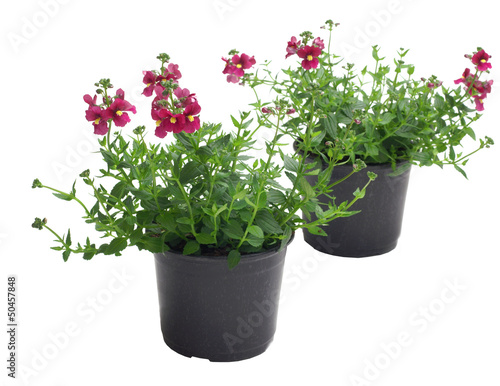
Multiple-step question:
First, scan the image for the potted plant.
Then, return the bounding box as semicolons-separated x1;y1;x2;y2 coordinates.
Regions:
32;53;373;361
229;20;494;257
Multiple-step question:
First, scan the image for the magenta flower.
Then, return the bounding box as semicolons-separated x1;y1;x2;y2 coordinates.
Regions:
142;71;158;97
108;89;136;127
454;68;473;85
471;49;492;72
222;53;255;83
297;45;322;70
261;107;272;114
83;94;98;106
183;102;201;133
85;106;111;135
174;87;197;107
164;63;182;81
232;54;256;75
164;112;186;134
312;37;325;50
473;95;485;111
286;108;296;115
286;36;302;58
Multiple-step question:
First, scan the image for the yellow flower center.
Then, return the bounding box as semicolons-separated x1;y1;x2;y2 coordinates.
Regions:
170;117;177;124
156;120;162;127
187;115;195;122
236;64;242;68
307;55;313;61
147;82;153;86
479;99;483;103
481;59;487;63
94;118;101;124
116;110;123;116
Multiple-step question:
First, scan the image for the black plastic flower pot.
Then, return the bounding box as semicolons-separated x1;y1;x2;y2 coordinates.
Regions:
303;159;411;257
153;242;289;362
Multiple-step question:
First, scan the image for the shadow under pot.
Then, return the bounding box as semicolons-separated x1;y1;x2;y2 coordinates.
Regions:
302;158;411;257
153;241;289;362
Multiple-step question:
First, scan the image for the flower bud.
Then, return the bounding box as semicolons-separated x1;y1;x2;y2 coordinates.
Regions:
32;217;45;230
79;169;90;178
32;178;43;188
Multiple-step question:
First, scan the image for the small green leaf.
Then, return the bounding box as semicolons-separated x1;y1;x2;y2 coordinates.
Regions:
196;233;216;245
65;229;72;247
227;250;241;269
52;193;72;201
62;250;70;262
454;164;468;179
307;226;327;236
353;187;365;199
104;238;128;256
283;155;299;173
183;240;200;255
247;225;264;239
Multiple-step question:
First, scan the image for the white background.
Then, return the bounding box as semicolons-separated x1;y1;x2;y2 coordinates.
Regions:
1;0;499;385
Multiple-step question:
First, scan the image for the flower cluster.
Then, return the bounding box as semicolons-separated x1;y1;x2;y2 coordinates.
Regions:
84;81;136;135
454;49;494;111
285;34;324;70
222;52;256;83
142;58;201;137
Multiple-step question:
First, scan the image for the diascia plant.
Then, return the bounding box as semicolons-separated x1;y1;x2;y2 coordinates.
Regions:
234;20;494;177
32;53;374;267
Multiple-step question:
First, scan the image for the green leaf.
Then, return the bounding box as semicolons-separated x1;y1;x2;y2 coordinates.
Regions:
65;229;72;247
157;212;177;232
110;181;128;202
299;177;315;200
283;155;299;173
227;250;241;269
179;161;202;184
176;217;194;225
196;233;216;245
353;187;365;199
83;251;95;260
267;189;286;204
454;164;468;179
255;210;283;234
307;226;327;236
247;225;264;239
183;240;200;255
62;250;70;262
222;220;244;239
104;237;128;256
323;113;338;139
52;192;72;201
379;112;395;125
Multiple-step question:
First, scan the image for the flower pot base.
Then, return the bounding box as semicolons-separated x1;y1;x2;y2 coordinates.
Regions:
303;231;398;258
162;335;274;362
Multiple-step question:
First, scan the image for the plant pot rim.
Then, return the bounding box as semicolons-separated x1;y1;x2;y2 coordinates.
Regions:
155;233;295;264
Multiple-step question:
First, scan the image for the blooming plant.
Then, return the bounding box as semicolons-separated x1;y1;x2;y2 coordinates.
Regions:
232;20;494;178
32;53;374;267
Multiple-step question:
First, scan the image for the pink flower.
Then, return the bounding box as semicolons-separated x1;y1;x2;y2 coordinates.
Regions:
286;108;296;115
297;45;322;70
232;53;256;74
108;89;136;127
312;37;325;50
164;63;182;81
174;87;197;107
286;36;302;58
473;94;486;111
85;105;111;135
454;68;473;85
222;53;255;83
84;94;111;135
261;107;272;114
471;49;492;72
183;102;201;133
